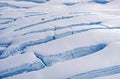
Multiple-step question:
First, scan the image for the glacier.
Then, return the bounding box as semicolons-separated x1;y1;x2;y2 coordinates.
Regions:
0;0;120;79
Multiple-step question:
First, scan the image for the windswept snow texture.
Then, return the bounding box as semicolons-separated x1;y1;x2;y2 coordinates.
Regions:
0;0;120;79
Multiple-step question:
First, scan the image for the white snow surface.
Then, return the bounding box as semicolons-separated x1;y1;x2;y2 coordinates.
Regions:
0;0;120;79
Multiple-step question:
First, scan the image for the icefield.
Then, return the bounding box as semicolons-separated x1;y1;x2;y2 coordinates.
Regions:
0;0;120;79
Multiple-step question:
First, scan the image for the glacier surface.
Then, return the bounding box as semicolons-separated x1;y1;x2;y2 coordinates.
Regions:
0;0;120;79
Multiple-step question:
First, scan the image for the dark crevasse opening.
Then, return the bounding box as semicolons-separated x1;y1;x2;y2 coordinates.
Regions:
34;43;107;66
63;2;79;6
91;0;110;4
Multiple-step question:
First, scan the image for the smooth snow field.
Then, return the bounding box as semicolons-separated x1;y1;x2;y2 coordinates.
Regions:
0;0;120;79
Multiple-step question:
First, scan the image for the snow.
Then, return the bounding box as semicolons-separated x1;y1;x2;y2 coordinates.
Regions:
4;42;120;79
0;53;36;70
0;52;45;78
28;29;120;56
0;0;120;79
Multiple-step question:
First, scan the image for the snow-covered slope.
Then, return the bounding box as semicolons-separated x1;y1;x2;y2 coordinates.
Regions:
0;0;120;79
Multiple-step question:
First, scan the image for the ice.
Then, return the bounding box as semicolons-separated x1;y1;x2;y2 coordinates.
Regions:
0;31;54;58
91;0;110;4
28;29;120;56
0;53;44;78
63;2;79;6
4;42;120;79
0;0;120;78
34;43;106;66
